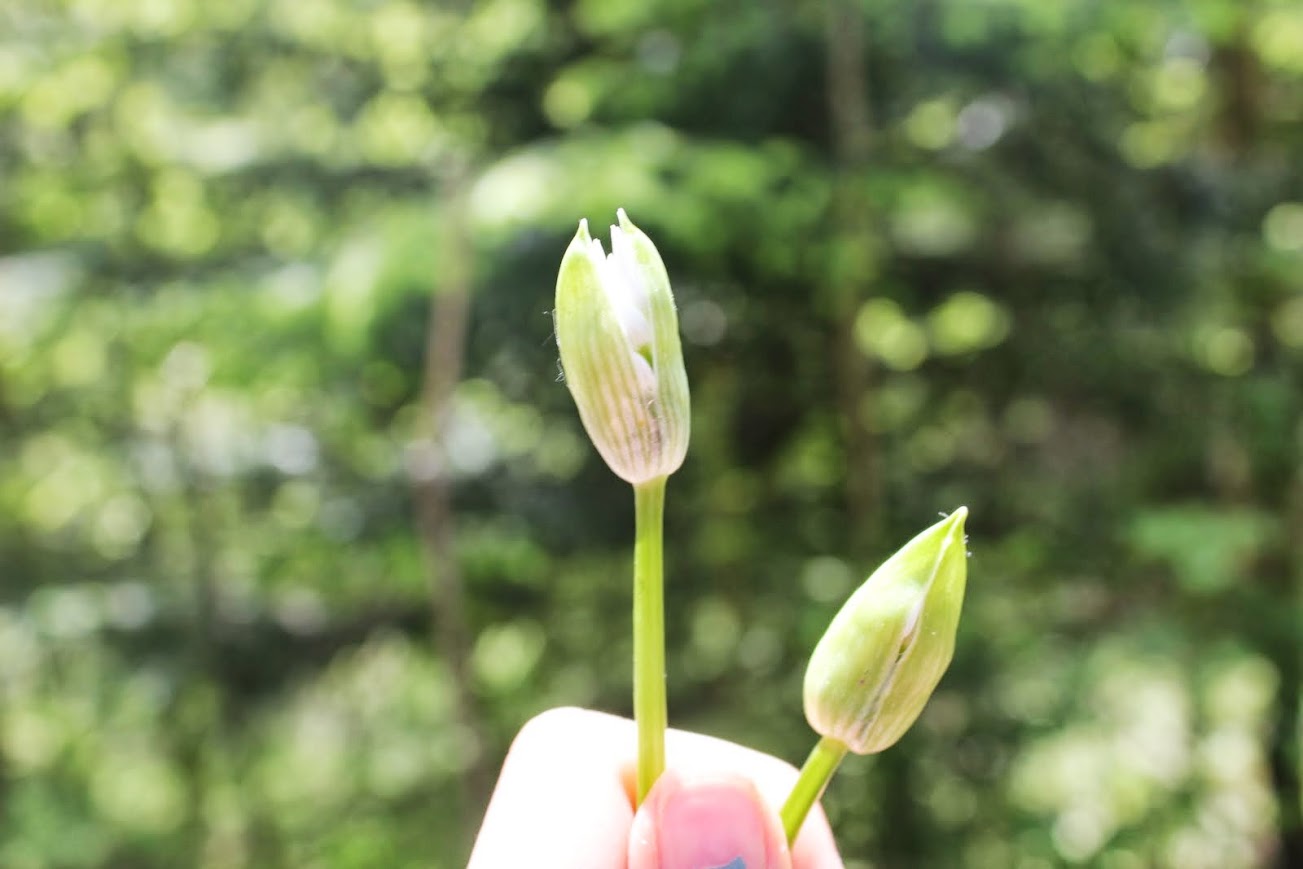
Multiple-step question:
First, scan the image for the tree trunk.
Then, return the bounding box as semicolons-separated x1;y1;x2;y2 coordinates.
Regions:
412;165;492;850
826;0;883;553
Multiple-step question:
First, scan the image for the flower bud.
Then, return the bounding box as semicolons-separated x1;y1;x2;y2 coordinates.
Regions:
554;209;690;485
803;508;969;754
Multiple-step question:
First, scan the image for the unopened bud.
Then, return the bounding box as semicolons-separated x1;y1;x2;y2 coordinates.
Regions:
803;508;969;754
554;210;690;485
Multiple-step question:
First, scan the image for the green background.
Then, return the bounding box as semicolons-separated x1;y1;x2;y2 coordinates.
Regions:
1;0;1300;866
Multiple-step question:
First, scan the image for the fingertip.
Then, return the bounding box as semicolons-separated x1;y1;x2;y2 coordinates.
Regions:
629;771;791;869
469;708;634;868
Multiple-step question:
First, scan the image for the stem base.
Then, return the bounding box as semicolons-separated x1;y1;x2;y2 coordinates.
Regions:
633;477;668;804
780;735;849;845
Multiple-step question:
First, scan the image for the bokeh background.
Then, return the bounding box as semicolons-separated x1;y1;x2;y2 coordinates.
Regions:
1;0;1300;866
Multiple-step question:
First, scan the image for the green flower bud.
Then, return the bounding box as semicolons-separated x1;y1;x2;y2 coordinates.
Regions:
554;209;690;485
803;507;969;754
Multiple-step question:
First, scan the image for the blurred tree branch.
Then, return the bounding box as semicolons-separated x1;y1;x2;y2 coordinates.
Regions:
1268;449;1302;864
826;0;882;553
412;163;491;843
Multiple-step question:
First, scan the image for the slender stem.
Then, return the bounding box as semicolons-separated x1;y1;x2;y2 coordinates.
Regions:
632;476;668;804
780;735;849;845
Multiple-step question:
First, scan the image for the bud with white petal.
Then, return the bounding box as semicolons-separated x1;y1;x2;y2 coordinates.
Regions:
554;210;690;485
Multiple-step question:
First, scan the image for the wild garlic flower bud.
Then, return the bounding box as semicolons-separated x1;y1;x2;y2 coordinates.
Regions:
804;508;969;754
554;209;690;485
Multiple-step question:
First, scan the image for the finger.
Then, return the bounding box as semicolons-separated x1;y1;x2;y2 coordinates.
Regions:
655;728;844;869
628;770;792;869
468;707;635;869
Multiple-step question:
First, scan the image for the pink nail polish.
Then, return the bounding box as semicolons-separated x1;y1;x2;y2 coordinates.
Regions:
654;778;773;869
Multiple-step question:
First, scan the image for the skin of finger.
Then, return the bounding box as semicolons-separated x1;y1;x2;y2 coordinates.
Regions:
655;726;844;869
597;710;842;868
467;707;634;869
468;707;843;869
628;770;792;869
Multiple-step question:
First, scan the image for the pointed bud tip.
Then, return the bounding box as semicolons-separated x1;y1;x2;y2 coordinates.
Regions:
616;207;635;232
575;218;591;243
938;506;968;555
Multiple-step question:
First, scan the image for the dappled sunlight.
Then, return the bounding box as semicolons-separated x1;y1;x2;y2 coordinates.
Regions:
1;0;1299;865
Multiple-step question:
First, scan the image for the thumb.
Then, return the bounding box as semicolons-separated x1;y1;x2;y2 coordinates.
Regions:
628;771;792;869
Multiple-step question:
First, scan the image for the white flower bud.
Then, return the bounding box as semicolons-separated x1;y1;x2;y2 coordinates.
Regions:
554;210;690;485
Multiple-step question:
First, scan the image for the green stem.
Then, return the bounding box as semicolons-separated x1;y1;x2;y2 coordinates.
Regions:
780;735;849;845
633;476;668;804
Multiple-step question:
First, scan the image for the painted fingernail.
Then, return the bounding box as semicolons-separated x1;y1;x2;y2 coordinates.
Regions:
654;777;771;869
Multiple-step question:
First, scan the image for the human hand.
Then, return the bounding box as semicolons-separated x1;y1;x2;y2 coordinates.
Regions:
468;707;843;869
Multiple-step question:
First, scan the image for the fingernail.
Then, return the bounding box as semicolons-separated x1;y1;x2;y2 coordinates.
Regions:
652;776;772;869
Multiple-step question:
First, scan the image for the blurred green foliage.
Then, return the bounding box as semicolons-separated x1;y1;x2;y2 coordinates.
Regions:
1;0;1300;867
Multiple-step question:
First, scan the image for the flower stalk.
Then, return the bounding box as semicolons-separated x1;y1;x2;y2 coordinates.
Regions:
780;735;849;844
554;210;688;804
633;476;668;802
